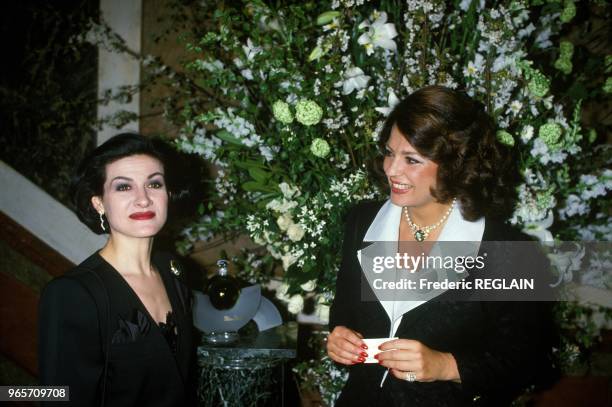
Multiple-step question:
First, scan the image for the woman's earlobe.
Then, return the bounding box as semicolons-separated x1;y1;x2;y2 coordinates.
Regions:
91;196;103;213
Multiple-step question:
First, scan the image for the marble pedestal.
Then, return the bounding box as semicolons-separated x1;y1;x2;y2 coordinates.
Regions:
197;322;297;406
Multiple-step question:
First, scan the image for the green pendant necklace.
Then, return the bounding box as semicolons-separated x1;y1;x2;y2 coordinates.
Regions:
403;198;456;242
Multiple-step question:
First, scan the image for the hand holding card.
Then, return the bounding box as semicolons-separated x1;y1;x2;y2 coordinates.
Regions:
362;337;398;363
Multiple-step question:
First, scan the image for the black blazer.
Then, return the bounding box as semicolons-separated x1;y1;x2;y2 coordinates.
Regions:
329;201;557;407
39;252;196;407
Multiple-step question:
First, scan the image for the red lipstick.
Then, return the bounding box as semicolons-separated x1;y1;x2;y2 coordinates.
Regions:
129;211;155;220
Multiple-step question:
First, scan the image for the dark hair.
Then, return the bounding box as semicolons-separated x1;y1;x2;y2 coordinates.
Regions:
72;133;169;234
376;85;519;221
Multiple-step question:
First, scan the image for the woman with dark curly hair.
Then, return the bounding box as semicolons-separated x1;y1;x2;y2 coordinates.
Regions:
38;133;196;406
327;86;556;406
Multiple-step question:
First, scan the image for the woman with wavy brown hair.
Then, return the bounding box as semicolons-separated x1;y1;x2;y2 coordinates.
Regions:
327;86;556;406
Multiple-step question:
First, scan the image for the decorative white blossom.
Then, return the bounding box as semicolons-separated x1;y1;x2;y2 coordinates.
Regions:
279;182;301;199
358;11;398;55
242;38;262;61
339;67;371;95
287;223;306;241
375;89;400;116
277;213;293;231
287;294;305;314
300;279;317;292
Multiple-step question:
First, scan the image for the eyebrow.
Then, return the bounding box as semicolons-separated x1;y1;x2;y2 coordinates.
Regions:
385;145;421;156
110;172;165;183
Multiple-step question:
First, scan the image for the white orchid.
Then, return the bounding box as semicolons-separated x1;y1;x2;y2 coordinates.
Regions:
357;11;398;55
375;89;400;116
338;67;371;95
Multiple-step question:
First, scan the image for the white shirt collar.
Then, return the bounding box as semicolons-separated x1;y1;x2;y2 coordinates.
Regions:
364;199;485;242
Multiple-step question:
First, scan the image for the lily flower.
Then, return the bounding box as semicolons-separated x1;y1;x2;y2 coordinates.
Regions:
375;89;400;116
523;210;554;243
357;11;398;55
337;67;371;95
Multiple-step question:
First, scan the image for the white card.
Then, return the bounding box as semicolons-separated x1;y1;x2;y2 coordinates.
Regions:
362;337;397;363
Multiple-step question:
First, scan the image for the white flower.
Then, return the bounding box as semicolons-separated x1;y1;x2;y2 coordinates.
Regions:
259;145;275;161
520;125;534;143
253;234;266;246
300;279;317;292
459;0;485;11
548;244;585;287
463;53;485;78
266;198;298;213
275;282;291;301
522;211;554;242
357;11;398;55
287;223;306;241
287;294;304;314
277;213;294;231
240;69;254;80
242;38;262;61
279;182;300;199
339;67;371;95
509;100;523;115
282;252;298;270
375;89;400;116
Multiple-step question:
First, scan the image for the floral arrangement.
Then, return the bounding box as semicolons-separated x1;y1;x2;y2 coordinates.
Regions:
142;0;610;403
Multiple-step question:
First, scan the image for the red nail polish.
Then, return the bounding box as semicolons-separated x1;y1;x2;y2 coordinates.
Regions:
361;344;368;350
359;351;368;358
374;354;379;360
358;356;365;363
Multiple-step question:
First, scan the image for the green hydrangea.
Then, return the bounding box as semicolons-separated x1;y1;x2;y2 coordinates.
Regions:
272;100;294;124
539;123;564;150
496;130;515;146
310;138;330;158
296;100;323;126
559;41;574;58
554;57;573;74
560;1;576;23
536;190;556;211
528;70;550;98
603;77;612;94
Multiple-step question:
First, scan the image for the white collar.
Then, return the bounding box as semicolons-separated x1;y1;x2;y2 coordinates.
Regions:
364;199;485;242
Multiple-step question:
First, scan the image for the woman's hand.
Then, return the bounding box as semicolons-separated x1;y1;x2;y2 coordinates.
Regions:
327;326;368;365
376;339;460;382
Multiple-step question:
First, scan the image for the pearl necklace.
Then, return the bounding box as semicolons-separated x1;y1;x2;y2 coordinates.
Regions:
402;198;457;242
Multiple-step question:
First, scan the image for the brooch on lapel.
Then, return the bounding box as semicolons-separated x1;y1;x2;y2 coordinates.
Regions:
170;259;182;276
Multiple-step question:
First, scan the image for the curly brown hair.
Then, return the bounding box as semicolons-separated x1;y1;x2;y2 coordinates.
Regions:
375;85;519;221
